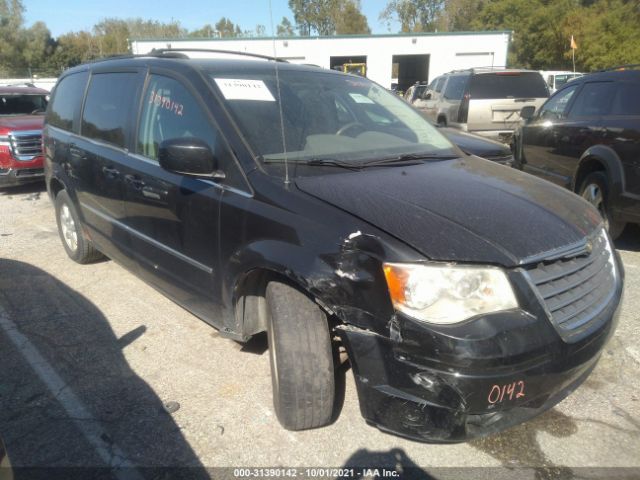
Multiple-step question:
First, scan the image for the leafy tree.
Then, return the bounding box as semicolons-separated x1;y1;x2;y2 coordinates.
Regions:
335;1;371;34
277;17;295;36
288;0;369;35
380;0;444;32
189;24;216;38
0;0;25;74
215;17;242;38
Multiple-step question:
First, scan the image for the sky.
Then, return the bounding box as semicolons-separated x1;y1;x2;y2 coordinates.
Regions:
23;0;400;38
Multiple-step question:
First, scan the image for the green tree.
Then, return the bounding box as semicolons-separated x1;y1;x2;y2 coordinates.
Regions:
0;0;25;74
215;17;242;38
567;0;640;70
380;0;445;32
276;17;295;36
22;21;55;75
335;1;371;34
288;0;369;35
189;24;216;38
93;18;130;55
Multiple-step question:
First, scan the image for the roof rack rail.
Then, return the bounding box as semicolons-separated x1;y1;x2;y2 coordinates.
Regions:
600;64;640;72
147;48;288;63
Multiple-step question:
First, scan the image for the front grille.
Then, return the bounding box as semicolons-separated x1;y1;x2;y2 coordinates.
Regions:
15;168;43;177
525;229;618;342
9;130;43;161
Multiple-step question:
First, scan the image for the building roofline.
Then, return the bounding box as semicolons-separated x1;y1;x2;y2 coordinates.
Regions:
130;30;513;43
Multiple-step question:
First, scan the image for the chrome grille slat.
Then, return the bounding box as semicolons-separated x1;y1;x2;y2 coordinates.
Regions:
525;228;617;342
9;130;43;161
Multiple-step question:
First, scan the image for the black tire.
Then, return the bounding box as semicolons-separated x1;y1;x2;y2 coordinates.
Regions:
579;172;626;240
55;190;104;264
437;116;447;127
266;281;335;430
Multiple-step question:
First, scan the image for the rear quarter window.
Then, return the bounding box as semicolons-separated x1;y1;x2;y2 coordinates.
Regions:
470;72;549;99
569;82;616;117
47;72;88;132
611;82;640;116
81;72;139;148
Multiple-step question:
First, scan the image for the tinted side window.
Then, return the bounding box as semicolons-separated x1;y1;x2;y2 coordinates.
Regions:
81;72;139;148
611;82;640;116
443;76;468;100
434;77;446;93
138;74;245;188
138;75;221;160
568;82;616;117
47;72;88;132
539;84;579;120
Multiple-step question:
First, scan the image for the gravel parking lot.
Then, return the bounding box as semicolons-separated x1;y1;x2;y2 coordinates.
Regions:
1;183;639;479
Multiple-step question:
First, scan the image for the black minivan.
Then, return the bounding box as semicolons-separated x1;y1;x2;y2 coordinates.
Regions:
44;50;622;443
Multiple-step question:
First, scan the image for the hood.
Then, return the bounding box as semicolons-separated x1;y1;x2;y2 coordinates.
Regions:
0;115;44;132
440;127;511;159
296;156;601;267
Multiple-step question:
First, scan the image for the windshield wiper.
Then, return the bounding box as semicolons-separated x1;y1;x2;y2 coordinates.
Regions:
361;153;459;166
262;156;362;170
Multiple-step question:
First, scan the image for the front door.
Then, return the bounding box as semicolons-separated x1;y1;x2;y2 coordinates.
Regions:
519;83;581;186
121;73;237;325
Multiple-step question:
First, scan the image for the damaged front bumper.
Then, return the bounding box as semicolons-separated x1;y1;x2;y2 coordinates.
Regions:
337;296;620;443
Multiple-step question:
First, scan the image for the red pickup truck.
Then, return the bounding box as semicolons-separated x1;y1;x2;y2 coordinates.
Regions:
0;85;49;188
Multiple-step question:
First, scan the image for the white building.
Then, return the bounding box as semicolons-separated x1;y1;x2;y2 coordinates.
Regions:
131;31;511;91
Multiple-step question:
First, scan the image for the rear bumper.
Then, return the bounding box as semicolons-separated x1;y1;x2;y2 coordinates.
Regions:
339;291;620;443
0;167;44;187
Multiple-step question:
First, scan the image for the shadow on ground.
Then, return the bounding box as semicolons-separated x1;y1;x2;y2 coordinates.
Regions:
615;224;640;252
470;408;578;480
0;182;46;197
0;259;208;479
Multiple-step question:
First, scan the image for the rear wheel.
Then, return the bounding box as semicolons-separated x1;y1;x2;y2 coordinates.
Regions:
266;281;335;430
579;172;626;239
55;190;104;263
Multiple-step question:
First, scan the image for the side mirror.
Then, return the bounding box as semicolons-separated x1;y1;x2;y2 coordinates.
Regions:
158;137;224;179
422;92;432;100
520;106;536;120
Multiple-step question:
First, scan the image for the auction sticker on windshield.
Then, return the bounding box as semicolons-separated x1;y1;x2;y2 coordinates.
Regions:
214;78;276;101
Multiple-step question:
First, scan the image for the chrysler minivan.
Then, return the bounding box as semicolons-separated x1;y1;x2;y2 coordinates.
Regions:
44;50;622;442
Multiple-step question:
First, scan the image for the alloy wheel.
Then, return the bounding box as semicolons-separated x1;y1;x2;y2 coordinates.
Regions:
59;204;78;252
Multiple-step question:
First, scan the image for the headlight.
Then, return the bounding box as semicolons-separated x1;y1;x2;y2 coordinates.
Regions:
383;262;518;324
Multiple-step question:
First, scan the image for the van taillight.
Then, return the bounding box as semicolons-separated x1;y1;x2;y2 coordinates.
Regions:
458;92;470;123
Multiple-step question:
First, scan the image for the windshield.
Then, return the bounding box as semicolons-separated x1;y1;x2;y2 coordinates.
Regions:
0;94;48;115
210;69;455;171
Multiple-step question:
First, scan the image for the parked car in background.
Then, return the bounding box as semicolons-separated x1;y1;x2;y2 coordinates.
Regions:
0;84;48;189
45;51;621;443
418;68;549;146
439;125;513;165
514;68;640;239
541;71;583;93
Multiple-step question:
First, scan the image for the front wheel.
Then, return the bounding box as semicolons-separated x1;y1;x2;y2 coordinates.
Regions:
55;190;104;263
266;281;335;430
579;172;626;240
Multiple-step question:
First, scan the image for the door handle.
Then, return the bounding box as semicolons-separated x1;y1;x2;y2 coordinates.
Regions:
69;144;85;160
124;174;145;190
102;166;120;178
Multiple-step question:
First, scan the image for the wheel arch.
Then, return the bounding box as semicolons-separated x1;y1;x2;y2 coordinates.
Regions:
573;146;625;200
